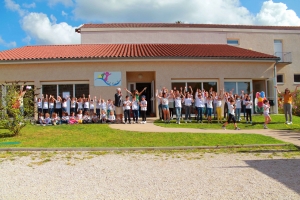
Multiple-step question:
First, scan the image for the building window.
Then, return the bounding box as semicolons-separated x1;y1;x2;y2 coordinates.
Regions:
42;84;89;98
171;81;218;94
224;81;251;94
277;74;284;83
294;74;300;83
227;39;239;45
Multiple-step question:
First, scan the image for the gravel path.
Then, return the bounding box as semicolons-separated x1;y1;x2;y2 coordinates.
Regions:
1;151;300;199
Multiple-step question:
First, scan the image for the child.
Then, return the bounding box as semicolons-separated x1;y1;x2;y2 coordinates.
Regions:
61;112;69;124
174;90;184;124
38;113;44;125
100;98;107;116
107;110;116;123
42;113;51;126
76;110;83;124
245;95;253;124
51;112;60;125
205;93;214;124
222;97;240;130
140;95;147;124
183;92;193;123
36;97;43;118
70;97;77;114
62;97;68;113
77;97;83;114
49;95;55;117
235;95;242;121
123;95;131;124
131;96;139;123
195;89;205;123
90;97;95;115
54;96;62;118
100;110;107;123
216;91;223;123
42;94;49;116
107;99;114;117
263;99;271;129
69;112;78;124
92;113;100;123
96;98;101;118
82;111;91;124
83;95;90;114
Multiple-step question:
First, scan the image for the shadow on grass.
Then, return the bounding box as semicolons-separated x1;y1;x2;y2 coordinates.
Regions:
0;132;15;138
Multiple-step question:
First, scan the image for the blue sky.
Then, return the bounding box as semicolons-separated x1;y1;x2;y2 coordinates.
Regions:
1;0;300;51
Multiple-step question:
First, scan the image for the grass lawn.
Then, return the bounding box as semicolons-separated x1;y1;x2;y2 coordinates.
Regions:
0;123;288;148
155;114;300;131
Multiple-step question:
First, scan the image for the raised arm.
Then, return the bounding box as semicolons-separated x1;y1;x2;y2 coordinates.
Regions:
274;85;281;95
125;88;133;96
138;87;147;96
291;85;300;95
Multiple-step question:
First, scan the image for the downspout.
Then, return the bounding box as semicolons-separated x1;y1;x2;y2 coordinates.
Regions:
274;61;278;114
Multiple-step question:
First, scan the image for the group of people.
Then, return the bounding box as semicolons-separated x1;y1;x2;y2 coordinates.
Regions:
36;87;149;125
155;86;274;129
33;84;299;128
36;94;116;125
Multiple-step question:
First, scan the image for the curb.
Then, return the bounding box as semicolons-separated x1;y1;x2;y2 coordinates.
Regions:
0;144;292;152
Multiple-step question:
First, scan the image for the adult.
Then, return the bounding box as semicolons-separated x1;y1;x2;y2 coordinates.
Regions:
114;88;123;123
275;85;299;124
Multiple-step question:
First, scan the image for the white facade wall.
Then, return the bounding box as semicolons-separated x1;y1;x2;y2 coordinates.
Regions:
80;27;300;91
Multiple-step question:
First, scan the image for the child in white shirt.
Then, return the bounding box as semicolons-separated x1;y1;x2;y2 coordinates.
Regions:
263;99;271;129
140;95;147;124
123;95;131;124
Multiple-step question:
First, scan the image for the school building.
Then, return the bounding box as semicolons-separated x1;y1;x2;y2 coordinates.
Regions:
0;23;299;115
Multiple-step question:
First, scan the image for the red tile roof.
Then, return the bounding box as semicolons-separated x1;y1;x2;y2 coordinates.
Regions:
0;44;279;62
77;23;300;31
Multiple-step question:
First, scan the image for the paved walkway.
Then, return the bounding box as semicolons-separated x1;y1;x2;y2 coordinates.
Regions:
109;118;300;147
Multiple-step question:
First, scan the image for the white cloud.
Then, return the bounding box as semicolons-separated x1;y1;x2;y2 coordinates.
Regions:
255;0;300;25
72;0;300;25
48;0;74;7
73;0;253;24
22;35;32;45
0;36;17;48
22;2;36;9
62;10;68;16
5;0;26;16
21;12;80;45
50;14;57;24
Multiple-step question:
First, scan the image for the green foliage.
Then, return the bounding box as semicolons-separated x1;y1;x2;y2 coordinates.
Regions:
0;124;285;147
0;82;35;136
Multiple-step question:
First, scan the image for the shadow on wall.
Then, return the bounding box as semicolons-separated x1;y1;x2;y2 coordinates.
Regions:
245;159;300;194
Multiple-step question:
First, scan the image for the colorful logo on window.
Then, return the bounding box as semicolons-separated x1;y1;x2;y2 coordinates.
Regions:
94;72;122;86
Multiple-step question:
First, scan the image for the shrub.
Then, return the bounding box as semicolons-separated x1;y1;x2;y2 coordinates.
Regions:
0;82;35;136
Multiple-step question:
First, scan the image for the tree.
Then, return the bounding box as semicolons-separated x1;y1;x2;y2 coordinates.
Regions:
0;81;36;136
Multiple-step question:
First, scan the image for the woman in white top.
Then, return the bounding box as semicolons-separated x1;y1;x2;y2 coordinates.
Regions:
156;89;172;123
